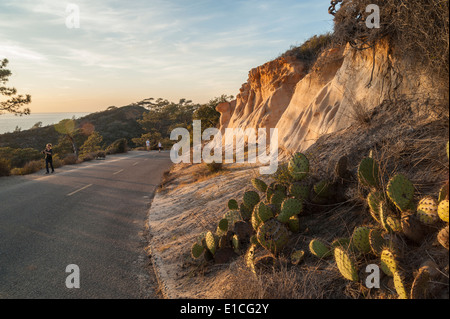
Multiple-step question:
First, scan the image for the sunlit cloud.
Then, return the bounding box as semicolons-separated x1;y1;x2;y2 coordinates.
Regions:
0;0;332;113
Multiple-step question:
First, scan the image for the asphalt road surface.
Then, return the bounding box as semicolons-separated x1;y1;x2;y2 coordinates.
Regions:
0;151;172;299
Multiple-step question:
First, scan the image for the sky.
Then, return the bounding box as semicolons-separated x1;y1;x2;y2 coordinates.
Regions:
0;0;333;113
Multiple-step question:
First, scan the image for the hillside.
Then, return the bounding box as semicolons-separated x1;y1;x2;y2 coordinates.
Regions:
146;1;449;300
0;105;147;151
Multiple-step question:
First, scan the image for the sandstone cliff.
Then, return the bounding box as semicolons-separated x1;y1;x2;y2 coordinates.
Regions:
217;40;439;152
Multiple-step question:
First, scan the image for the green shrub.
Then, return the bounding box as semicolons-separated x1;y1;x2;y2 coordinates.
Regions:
79;152;95;162
0;147;43;168
63;154;78;165
11;160;43;175
107;138;128;154
0;158;11;176
283;33;333;62
52;156;63;168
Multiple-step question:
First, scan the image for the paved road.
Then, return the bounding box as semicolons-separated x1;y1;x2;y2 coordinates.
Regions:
0;151;172;299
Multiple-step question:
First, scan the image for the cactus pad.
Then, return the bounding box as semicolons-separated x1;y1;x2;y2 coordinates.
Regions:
309;239;332;258
251;178;268;193
416;196;439;225
351;226;371;254
218;218;229;232
357;157;380;188
228;199;239;210
393;271;409;299
277;198;303;223
437;225;449;250
205;231;217;255
368;229;386;256
380;249;399;276
256;219;290;254
287;215;300;233
386;216;402;233
243;191;260;210
410;267;430;299
438;199;449;223
386;174;414;212
313;180;332;198
289;182;310;201
291;250;305;265
334;246;359;282
367;191;383;223
191;242;205;259
256;201;274;223
288;152;309;181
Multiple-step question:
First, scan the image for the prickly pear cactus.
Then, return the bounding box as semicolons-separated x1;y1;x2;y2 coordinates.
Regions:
191;242;205;259
289;182;310;201
251;178;268;193
393;271;409;299
331;237;351;251
309;239;332;258
287;215;300;233
291;250;305;265
334;246;359;282
386;174;414;212
288;152;309;181
438;199;449;223
205;231;217;255
269;189;286;206
218;218;229;233
416;197;439;225
223;210;242;227
386;216;402;233
243;190;260;210
240;203;252;220
277;198;303;223
256;219;290;254
380;249;399;277
256;201;274;223
313;180;332;198
368;229;386;256
410;267;430;299
351;226;371;254
367;191;383;223
228;199;239;210
437;225;449;250
357;157;380;189
232;234;240;253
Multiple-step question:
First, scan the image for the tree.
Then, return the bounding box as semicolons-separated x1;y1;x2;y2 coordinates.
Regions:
54;119;79;157
79;131;103;155
193;95;234;129
0;59;31;115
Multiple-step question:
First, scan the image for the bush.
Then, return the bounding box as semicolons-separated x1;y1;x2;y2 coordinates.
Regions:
79;152;95;162
206;161;223;173
282;33;333;62
11;160;43;175
330;0;449;85
63;154;78;165
0;158;11;176
0;147;43;168
106;138;128;154
52;156;63;168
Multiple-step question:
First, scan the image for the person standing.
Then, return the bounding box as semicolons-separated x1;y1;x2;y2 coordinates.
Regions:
158;141;162;153
146;139;151;151
43;143;54;174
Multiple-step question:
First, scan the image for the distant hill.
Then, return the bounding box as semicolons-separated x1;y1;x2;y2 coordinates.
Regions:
0;105;147;151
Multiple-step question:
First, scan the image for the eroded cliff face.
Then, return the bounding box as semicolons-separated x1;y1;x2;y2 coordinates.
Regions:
217;40;437;152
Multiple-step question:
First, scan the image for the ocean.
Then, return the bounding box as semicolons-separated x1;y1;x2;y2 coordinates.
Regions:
0;112;90;135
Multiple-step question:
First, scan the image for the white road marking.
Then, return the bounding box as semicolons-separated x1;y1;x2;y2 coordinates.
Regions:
113;169;124;175
67;184;93;197
132;162;139;166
